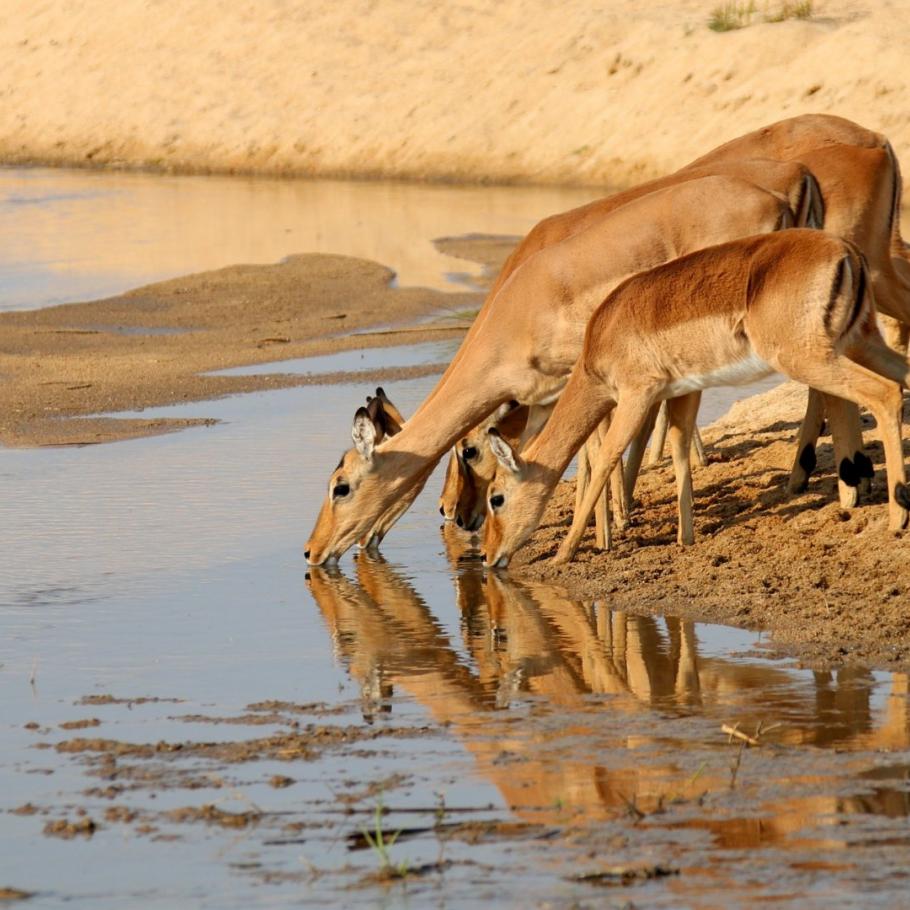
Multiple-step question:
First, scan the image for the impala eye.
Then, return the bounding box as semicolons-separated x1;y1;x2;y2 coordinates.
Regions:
333;482;351;498
489;494;505;509
462;445;479;462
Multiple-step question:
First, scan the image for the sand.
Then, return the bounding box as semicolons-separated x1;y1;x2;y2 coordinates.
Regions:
514;381;910;669
0;252;480;446
2;1;910;186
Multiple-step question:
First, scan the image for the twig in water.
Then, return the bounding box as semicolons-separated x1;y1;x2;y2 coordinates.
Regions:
722;722;760;746
729;740;747;790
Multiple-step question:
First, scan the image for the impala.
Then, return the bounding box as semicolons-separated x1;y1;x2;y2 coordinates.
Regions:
438;118;910;527
482;230;910;568
308;116;910;565
305;174;804;564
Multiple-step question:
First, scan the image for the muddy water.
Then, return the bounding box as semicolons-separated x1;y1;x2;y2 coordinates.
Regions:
0;352;907;908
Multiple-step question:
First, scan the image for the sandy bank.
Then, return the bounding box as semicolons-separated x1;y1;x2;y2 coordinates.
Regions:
0;251;481;446
2;1;910;184
515;382;910;669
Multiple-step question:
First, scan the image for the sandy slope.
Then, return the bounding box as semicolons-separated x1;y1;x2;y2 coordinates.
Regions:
2;1;909;184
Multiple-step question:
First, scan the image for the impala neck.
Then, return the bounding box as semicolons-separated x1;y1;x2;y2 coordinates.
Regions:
378;358;512;488
522;364;612;486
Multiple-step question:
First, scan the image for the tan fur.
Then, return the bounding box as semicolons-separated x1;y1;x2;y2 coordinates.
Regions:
438;118;910;531
482;230;909;567
304;175;795;564
441;402;531;531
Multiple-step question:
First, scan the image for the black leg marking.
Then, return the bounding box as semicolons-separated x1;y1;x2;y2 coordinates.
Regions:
895;483;910;510
799;443;817;478
839;457;860;488
854;451;874;479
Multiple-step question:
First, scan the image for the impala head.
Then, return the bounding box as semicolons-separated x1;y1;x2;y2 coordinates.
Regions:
481;428;551;569
305;395;398;565
439;402;527;533
437;448;463;522
358;389;408;551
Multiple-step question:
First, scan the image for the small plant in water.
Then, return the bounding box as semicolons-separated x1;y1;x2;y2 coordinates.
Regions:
362;796;408;880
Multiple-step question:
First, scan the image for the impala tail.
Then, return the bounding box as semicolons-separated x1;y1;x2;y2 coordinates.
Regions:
794;172;825;230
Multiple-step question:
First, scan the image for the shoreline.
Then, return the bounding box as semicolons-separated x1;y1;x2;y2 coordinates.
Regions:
0;251;485;448
2;231;909;671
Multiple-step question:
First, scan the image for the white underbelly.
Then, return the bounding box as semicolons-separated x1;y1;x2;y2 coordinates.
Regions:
664;350;775;397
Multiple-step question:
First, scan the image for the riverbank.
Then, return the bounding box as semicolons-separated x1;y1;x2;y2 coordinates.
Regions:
2;1;910;185
514;382;910;669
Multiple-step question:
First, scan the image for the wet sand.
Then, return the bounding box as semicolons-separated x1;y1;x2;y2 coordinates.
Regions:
0;251;483;446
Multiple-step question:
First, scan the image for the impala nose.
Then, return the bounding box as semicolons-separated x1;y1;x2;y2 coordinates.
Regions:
304;549;311;560
455;515;464;528
439;506;445;516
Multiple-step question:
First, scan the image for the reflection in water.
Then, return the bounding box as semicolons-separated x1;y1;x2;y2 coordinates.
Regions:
307;530;910;848
0;167;598;309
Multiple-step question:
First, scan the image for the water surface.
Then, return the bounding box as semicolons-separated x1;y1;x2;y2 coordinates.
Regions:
0;168;899;910
0;364;906;909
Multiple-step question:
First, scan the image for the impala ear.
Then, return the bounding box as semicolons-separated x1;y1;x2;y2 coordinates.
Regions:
488;428;522;475
352;406;381;460
374;387;406;429
491;401;514;422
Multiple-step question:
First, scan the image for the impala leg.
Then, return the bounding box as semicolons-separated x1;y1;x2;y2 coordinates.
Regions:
667;393;700;546
791;357;907;530
880;314;910;357
606;407;630;532
555;392;656;564
593;420;612;551
789;388;826;495
575;437;591;520
611;456;629;531
624;402;660;503
822;394;864;509
647;401;669;467
675;620;701;705
846;328;910;388
691;425;708;468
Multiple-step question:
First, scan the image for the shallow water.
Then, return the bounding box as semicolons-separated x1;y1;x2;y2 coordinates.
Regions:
1;168;901;908
1;357;907;909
